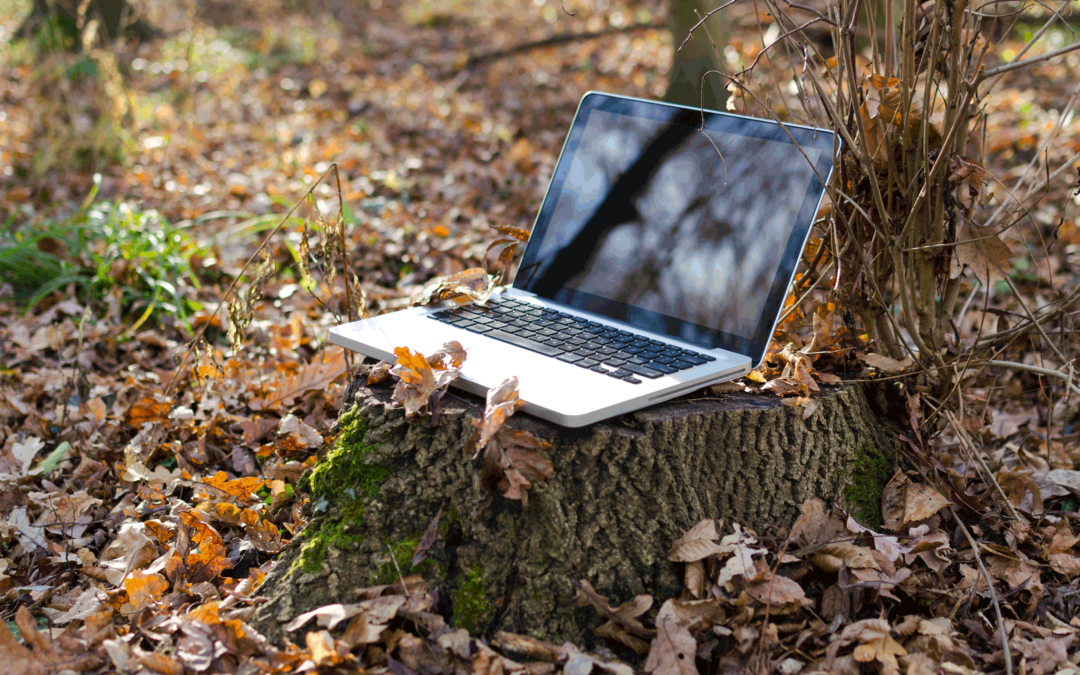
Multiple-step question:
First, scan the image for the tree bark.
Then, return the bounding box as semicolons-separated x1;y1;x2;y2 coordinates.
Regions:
665;0;729;111
252;373;897;646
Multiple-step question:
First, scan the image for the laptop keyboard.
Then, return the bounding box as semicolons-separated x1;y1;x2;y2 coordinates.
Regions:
427;297;715;384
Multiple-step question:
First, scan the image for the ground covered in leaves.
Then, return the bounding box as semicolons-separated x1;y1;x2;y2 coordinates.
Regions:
2;0;1080;674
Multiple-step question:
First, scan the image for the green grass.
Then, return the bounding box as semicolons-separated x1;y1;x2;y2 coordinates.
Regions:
0;192;206;330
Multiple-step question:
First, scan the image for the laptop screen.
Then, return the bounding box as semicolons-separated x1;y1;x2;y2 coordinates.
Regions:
513;93;836;363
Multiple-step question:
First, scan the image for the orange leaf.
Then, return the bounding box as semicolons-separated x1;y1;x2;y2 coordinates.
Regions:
127;397;170;428
124;570;168;610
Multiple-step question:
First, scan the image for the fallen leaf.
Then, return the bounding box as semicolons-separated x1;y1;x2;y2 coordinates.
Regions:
668;519;724;562
956;221;1012;285
644;600;698;675
391;345;461;417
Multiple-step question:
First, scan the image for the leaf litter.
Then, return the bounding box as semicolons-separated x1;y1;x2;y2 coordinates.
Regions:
2;0;1080;673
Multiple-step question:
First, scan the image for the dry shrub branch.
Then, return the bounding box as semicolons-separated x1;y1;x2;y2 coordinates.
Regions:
692;0;1080;438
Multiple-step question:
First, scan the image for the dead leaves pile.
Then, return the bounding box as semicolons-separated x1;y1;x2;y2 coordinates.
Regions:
568;492;1080;675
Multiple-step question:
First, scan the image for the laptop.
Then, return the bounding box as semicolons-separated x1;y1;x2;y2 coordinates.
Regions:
329;92;836;427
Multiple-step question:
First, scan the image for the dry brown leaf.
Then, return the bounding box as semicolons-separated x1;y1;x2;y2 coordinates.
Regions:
810;542;880;571
956;222;1013;285
902;482;951;526
391;345;461;417
411;267;497;306
367;361;392;385
469;376;525;456
745;574;807;606
427;340;467;370
668;519;723;562
860;353;906;373
249;349;346;411
644;600;698;675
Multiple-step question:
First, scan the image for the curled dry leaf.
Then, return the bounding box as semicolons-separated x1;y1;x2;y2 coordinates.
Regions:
426;340;467;370
809;542;880;571
573;580;654;654
468;376;525;457
668;519;724;562
390;345;463;418
411;267;497;307
367;361;392;385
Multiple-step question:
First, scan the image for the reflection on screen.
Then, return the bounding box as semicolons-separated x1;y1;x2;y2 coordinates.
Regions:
517;109;822;342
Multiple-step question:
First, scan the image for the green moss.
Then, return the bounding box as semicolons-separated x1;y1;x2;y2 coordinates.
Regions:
451;564;491;633
306;408;388;501
370;535;446;585
294;407;388;573
842;444;894;529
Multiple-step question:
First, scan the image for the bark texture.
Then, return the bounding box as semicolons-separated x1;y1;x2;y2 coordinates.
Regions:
253;376;896;645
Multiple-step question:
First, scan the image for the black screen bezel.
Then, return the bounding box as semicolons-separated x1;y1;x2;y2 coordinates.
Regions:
513;92;837;365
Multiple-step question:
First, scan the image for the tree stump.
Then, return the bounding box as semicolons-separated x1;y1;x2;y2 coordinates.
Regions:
252;372;898;645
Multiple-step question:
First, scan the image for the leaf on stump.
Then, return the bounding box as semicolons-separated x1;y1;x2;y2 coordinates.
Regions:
390;345;462;418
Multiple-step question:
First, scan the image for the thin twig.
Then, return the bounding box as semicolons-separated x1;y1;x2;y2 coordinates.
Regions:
948;504;1013;675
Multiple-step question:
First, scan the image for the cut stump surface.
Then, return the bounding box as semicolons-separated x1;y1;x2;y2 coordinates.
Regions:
253;372;897;645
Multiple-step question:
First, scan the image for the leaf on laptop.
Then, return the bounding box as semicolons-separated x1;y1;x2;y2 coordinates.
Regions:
427;340;467;370
485;238;518;283
492;225;531;242
411;268;497;307
390;345;463;417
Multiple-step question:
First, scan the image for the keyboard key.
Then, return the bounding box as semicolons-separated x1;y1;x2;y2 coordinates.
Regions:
577;359;600;368
651;363;677;374
662;348;684;357
607;369;633;378
556;353;584;364
590;365;609;374
624;363;663;379
470;325;492;334
652;356;675;364
681;356;707;366
604;358;626;367
624;377;642;384
700;354;717;362
629;340;649;348
623;346;643;354
486;330;564;357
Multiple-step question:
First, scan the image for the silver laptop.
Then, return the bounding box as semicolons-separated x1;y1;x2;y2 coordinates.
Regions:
329;92;836;427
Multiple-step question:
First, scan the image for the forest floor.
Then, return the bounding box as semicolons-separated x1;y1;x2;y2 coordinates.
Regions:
2;0;1080;673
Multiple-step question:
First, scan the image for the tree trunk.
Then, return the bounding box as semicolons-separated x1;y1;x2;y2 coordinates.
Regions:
665;0;729;111
252;372;898;646
15;0;157;45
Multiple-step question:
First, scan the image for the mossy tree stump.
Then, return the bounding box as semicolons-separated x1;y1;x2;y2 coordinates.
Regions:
252;373;898;645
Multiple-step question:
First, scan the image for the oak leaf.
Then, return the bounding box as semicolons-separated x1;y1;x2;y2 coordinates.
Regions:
391;345;462;417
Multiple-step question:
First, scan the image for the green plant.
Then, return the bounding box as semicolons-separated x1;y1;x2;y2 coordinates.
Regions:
0;195;206;330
